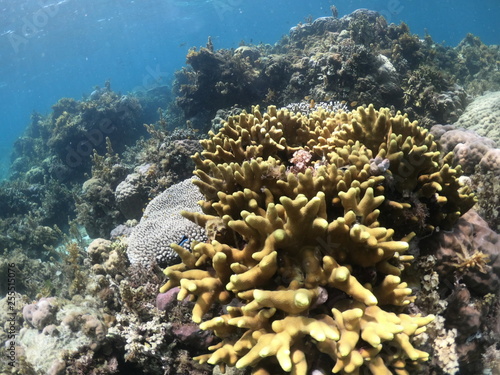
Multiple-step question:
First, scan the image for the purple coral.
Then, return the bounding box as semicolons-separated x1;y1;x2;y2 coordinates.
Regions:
22;297;58;331
288;149;313;174
156;287;180;311
368;156;390;175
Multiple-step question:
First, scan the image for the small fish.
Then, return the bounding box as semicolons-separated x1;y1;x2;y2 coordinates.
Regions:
178;235;189;247
309;99;316;108
350;101;358;107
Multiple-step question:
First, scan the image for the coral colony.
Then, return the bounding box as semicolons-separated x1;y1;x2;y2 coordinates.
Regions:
160;105;475;374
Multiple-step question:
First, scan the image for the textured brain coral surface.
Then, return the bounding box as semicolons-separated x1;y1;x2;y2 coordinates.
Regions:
160;104;475;375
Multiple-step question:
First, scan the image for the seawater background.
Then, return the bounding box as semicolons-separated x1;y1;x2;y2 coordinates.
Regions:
0;0;498;181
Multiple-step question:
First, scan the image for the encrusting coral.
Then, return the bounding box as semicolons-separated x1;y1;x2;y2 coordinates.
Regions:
160;105;476;374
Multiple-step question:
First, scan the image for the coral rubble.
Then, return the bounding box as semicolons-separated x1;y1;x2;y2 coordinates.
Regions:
160;104;475;374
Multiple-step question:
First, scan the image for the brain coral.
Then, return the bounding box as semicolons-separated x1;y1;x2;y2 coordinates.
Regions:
454;91;500;145
161;105;475;374
127;178;207;267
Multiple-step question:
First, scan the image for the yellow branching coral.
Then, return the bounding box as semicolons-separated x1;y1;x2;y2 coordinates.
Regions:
161;105;475;374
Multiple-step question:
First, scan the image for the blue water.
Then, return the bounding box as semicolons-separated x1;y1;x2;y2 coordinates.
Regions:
0;0;499;180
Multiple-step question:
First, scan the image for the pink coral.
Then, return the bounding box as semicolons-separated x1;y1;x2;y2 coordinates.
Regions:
479;148;500;173
156;287;180;311
288;149;313;174
422;210;500;295
22;297;58;330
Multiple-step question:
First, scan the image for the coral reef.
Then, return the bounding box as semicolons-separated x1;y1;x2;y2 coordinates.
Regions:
421;209;499;295
282;100;349;117
87;238;128;281
431;125;495;175
0;231;215;375
424;315;460;375
419;210;500;373
127;177;207;267
0;82;148;264
10;82;144;184
160;104;475;374
76;118;203;239
77;175;125;239
3;7;500;375
173;10;500;132
123;113;203;192
454;34;500;96
431;122;500;233
86;236;215;375
107;278;214;375
22;297;59;330
479;148;500;173
133;85;172;126
114;172;149;220
0;179;70;256
47;90;143;178
17;296;110;374
0;240;91;300
482;340;500;375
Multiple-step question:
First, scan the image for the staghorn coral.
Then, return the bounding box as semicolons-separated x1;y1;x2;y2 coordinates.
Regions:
160;105;475;374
